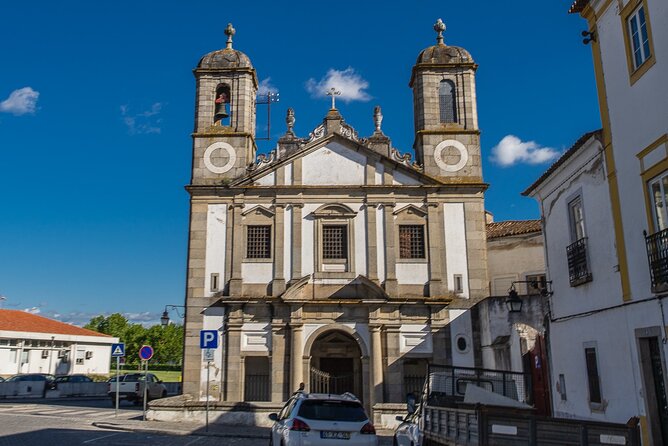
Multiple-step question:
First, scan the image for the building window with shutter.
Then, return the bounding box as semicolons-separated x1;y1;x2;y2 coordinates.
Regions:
584;346;603;407
246;225;271;259
439;80;457;124
399;225;425;259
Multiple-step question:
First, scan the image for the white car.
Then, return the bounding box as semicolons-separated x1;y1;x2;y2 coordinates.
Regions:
393;410;421;446
269;392;378;446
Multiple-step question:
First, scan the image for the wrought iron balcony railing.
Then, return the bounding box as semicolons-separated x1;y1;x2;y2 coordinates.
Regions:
645;228;668;293
566;237;592;286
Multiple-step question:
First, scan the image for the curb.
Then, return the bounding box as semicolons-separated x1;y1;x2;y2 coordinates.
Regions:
92;422;270;439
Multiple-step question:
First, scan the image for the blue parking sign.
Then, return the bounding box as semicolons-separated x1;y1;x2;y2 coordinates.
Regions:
200;330;218;349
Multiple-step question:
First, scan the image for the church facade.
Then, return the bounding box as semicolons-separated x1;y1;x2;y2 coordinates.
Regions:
182;20;488;418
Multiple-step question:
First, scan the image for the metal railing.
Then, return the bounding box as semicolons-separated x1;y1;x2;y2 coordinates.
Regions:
425;364;532;406
404;374;426;400
645;228;668;292
566;237;592;286
310;367;354;395
244;372;270;401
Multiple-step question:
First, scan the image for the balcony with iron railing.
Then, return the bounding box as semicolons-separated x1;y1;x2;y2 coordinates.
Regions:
566;237;592;286
644;228;668;293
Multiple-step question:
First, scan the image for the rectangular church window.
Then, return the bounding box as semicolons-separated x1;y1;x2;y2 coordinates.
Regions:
322;225;348;259
246;225;271;259
399;225;425;259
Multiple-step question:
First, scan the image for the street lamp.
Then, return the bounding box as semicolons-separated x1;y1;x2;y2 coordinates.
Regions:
160;305;185;327
505;280;553;314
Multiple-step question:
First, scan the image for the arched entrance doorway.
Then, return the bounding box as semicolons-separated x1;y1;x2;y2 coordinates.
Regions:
309;330;363;399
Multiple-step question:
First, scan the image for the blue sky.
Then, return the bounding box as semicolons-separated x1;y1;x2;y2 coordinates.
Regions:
0;1;600;325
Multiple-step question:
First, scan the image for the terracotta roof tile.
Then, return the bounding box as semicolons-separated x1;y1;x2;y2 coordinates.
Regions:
487;220;542;239
0;310;111;338
522;130;602;197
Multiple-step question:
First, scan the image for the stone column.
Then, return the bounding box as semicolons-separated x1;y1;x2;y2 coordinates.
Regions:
271;323;287;402
366;204;379;283
371;325;384;407
226;324;243;401
427;202;445;296
229;203;244;296
289;205;303;284
272;205;286;296
291;324;304;392
382;204;398;295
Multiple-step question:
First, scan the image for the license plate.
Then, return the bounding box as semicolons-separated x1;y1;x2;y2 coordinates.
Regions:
320;431;350;440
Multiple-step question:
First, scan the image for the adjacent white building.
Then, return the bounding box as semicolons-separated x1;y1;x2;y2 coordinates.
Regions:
525;0;667;442
0;309;118;376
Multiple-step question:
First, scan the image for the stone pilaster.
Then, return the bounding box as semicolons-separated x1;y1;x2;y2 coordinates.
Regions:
271;323;287;402
228;203;244;296
289;205;303;284
371;325;384;406
427;202;445;296
382;204;398;295
291;324;304;392
226;324;243;401
272;205;286;296
366;204;379;283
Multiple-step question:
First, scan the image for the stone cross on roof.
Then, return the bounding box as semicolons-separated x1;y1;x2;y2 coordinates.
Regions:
434;18;446;44
326;87;341;110
225;23;236;49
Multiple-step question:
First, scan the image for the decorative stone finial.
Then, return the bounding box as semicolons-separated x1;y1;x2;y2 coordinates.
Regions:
225;23;236;49
286;108;296;137
434;18;446;45
373;106;383;133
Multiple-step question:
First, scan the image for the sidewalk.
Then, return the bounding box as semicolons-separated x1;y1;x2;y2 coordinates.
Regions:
93;419;394;440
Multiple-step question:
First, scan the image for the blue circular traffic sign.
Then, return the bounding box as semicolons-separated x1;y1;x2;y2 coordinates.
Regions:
139;345;154;361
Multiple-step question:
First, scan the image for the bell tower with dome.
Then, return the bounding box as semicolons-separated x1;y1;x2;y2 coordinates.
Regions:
410;19;481;182
191;23;258;183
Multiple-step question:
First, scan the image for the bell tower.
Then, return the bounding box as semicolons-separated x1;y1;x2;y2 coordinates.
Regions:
192;23;258;183
410;19;481;182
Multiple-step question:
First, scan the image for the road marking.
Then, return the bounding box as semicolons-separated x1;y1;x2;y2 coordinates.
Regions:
185;437;204;446
82;432;121;444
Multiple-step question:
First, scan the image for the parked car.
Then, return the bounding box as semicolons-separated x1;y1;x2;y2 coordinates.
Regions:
268;392;378;446
0;377;5;382
55;374;93;384
107;373;167;405
6;373;56;395
393;409;421;446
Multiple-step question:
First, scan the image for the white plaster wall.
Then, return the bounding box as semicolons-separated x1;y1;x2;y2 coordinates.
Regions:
0;348;17;375
443;203;470;297
205;204;227;297
376;206;385;282
392;171;420;185
241;262;273;284
396;263;429;284
302;142;366;185
301;203;319;276
348;202;367;276
598;0;668;302
255;171;275;186
399;324;433;354
375;162;384;185
69;344;113;374
285;163;293;185
449;310;474;368
487;233;544;296
284;206;292;282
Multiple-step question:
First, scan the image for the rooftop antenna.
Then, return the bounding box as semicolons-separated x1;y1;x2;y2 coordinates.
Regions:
256;91;280;141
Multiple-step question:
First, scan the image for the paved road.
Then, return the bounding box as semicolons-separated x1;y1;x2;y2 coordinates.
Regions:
0;400;393;445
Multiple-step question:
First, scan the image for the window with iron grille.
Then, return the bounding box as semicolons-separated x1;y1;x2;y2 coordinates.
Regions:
322;225;348;259
439;80;457;124
246;225;271;259
399;225;425;259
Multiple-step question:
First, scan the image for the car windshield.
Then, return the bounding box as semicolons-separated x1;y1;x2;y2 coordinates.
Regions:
297;400;367;422
122;375;145;382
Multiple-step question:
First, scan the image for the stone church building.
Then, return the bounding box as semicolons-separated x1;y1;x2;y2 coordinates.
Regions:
182;20;488;419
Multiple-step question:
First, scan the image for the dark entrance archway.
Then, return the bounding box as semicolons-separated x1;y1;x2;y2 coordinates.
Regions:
309;330;363;399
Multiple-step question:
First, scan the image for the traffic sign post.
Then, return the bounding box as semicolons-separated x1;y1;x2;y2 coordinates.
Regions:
200;330;219;433
139;345;154;421
110;343;125;417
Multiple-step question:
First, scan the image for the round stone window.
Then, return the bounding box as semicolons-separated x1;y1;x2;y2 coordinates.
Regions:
455;334;470;353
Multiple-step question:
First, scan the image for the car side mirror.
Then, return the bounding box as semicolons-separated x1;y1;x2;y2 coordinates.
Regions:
395;415;405;422
268;413;278;421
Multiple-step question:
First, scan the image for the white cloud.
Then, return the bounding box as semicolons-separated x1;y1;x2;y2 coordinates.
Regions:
120;102;163;134
305;67;371;103
490;135;560;167
23;307;41;314
0;87;39;115
257;77;278;96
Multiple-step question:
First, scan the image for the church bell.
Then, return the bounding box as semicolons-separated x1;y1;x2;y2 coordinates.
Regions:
214;101;229;122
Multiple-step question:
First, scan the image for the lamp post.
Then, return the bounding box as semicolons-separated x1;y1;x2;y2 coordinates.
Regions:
505;280;553;314
160;305;185;327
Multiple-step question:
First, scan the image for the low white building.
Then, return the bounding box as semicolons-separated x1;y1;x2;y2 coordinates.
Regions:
0;309;118;376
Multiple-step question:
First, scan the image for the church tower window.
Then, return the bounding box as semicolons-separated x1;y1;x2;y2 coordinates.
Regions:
439;80;457;124
214;84;231;125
